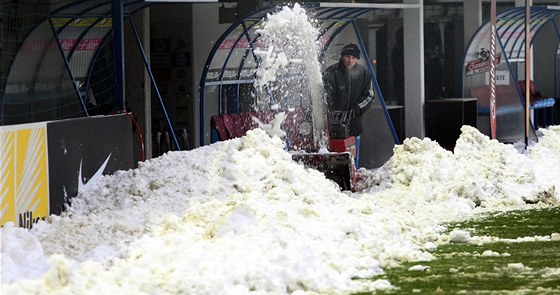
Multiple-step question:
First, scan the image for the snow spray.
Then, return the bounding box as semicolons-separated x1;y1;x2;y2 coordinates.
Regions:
253;3;327;150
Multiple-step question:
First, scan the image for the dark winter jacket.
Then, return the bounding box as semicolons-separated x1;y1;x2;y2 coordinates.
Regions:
323;59;375;136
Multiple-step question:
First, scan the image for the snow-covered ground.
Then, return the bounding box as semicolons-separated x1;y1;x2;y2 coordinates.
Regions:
2;125;560;294
2;3;560;294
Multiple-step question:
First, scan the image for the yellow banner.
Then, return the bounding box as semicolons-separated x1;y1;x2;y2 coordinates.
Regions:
0;124;49;228
51;17;112;27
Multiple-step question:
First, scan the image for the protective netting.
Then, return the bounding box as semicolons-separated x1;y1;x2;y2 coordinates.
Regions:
0;0;124;126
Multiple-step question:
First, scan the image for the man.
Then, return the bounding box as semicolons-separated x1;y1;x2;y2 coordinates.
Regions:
323;43;375;168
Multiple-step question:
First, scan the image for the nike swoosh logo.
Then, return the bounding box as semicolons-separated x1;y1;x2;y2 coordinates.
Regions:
78;153;111;194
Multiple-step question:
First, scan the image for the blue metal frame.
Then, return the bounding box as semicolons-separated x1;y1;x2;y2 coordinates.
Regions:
1;0;187;152
234;21;262;108
112;0;125;111
350;19;400;144
462;6;560;96
52;16;106;113
1;0;156;125
48;17;90;116
198;4;287;146
216;20;260;114
129;17;181;151
462;6;560;142
511;9;550;61
84;35;110;106
47;0;139;107
198;18;241;146
46;0;137;108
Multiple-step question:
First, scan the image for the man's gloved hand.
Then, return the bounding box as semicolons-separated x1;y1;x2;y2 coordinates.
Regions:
347;108;355;120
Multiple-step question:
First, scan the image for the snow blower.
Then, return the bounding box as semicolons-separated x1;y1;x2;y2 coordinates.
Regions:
290;110;356;191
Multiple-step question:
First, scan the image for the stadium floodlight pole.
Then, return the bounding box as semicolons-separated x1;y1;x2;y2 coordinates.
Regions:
490;0;497;140
112;0;125;111
524;0;531;148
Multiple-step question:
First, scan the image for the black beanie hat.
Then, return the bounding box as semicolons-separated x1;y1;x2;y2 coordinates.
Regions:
340;43;360;59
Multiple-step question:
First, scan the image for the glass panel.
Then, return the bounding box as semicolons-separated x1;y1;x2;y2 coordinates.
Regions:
206;22;263;84
222;23;259;82
320;21;352;66
499;17;526;60
206;26;244;82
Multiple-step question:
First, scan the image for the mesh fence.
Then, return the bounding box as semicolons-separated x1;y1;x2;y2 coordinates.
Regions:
1;0;118;126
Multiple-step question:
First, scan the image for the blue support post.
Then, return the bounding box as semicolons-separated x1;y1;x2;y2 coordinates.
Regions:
47;18;89;117
351;19;400;144
129;18;181;151
112;0;125;111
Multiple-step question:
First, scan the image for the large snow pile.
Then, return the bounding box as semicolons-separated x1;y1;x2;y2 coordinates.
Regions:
358;125;560;207
2;125;560;294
